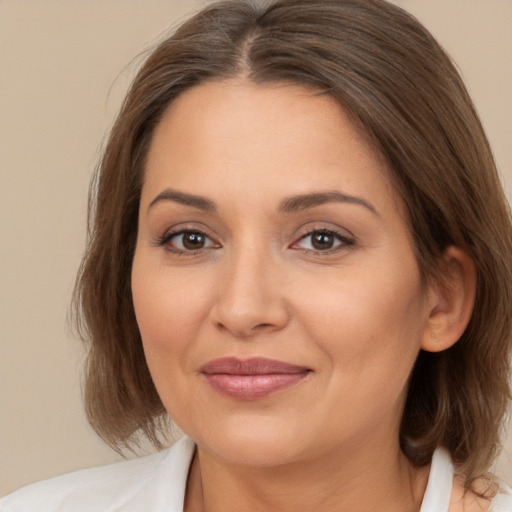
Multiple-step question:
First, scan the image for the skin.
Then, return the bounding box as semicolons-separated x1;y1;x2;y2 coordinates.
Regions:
131;81;477;511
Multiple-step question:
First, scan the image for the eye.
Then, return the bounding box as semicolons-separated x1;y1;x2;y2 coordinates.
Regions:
292;229;354;253
157;229;218;254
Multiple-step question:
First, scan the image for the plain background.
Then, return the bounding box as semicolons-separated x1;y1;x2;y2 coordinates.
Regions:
1;0;511;497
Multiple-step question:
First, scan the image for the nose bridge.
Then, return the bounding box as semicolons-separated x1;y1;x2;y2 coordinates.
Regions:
212;237;289;337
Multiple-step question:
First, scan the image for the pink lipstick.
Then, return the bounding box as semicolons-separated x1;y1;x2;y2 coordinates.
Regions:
200;357;310;399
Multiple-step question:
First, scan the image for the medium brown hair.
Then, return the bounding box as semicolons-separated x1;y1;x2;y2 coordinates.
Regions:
74;0;512;485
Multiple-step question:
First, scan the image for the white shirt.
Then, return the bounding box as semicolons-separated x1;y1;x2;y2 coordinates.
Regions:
1;437;511;511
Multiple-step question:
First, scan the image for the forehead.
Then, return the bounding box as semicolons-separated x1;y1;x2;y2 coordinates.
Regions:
142;80;402;219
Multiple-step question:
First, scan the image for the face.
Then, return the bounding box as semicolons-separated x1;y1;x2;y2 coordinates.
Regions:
132;81;432;467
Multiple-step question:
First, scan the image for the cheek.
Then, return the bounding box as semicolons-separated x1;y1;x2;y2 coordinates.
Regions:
296;258;426;381
130;257;213;424
131;256;209;365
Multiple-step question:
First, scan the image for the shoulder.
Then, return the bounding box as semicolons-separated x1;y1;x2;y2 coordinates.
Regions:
449;475;512;512
422;448;512;512
0;436;195;512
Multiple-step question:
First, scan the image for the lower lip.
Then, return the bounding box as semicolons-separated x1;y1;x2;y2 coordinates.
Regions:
203;372;309;399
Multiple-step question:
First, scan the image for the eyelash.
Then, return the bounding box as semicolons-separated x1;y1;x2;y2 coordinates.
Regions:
155;227;355;256
155;228;219;255
291;228;355;255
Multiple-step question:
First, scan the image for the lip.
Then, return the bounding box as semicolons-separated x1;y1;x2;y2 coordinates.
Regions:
200;357;311;400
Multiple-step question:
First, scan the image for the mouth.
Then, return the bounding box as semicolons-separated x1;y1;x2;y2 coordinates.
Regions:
200;357;311;400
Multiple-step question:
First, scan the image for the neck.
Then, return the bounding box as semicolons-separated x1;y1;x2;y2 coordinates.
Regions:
184;438;430;512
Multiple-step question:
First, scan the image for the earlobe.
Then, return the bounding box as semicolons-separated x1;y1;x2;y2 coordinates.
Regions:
421;246;476;353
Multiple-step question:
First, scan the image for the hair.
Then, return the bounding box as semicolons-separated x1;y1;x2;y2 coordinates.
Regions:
74;0;512;488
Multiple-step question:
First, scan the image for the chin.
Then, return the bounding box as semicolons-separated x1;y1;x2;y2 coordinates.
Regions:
207;437;306;468
180;414;311;468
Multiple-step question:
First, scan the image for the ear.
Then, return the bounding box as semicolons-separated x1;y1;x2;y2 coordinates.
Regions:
421;246;476;353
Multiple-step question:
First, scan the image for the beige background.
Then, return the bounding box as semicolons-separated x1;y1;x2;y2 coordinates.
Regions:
1;0;511;497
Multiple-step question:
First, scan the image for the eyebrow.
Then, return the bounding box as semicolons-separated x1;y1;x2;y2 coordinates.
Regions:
148;188;217;213
147;188;377;216
279;191;378;216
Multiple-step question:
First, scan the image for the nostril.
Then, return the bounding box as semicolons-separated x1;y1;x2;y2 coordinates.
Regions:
255;323;273;329
214;318;284;339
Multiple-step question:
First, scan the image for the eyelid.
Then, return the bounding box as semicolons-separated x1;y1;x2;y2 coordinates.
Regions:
290;225;355;254
154;224;221;255
152;222;354;256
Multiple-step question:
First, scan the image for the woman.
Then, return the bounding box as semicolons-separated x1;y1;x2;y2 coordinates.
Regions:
2;0;511;510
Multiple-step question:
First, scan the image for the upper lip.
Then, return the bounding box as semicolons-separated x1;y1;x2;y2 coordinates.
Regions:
200;357;310;375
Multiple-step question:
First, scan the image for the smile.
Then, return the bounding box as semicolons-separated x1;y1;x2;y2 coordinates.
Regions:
200;357;311;400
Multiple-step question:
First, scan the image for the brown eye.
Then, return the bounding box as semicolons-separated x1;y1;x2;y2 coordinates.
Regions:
182;231;207;250
292;229;354;253
311;232;336;250
159;229;218;253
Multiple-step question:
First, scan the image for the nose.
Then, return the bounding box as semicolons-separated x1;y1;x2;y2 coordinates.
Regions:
210;247;290;339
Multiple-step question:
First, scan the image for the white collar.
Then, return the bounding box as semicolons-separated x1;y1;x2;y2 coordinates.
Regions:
169;439;453;511
419;447;454;512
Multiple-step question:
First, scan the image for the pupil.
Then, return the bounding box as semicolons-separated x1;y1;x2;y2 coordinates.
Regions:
312;232;333;250
183;232;205;250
